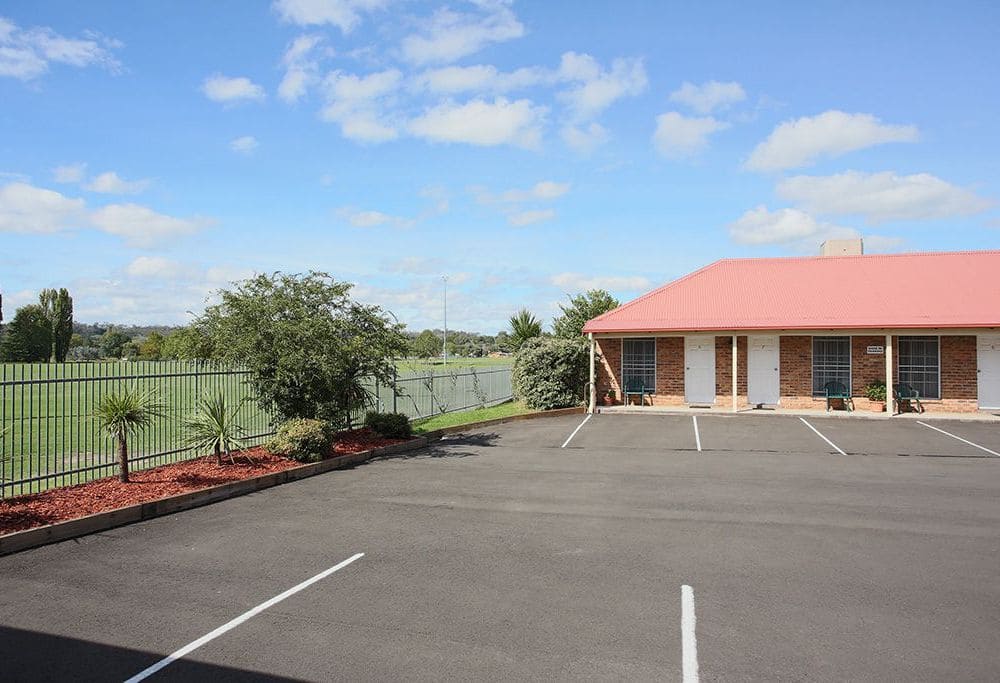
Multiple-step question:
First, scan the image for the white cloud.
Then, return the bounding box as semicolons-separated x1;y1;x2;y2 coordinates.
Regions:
477;180;569;204
776;171;993;224
0;182;86;233
408;97;545;149
745;110;919;172
653;112;729;159
550;273;652;292
410;64;548;95
386;256;445;275
728;205;858;245
84;171;151;195
507;208;555;226
561;122;609;153
53;162;87;184
336;207;413;228
89;203;207;247
278;33;326;103
0;17;121;81
201;74;266;104
229;135;259;154
557;52;647;121
272;0;386;32
400;2;524;66
321;68;401;142
125;256;193;279
668;80;746;114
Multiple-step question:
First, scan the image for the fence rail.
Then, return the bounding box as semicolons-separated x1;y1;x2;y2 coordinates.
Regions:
1;361;512;498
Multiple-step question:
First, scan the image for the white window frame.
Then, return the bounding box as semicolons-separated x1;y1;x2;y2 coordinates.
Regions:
621;337;657;393
810;335;852;397
897;335;941;399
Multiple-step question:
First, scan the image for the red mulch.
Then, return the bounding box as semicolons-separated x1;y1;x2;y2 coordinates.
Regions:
0;428;407;536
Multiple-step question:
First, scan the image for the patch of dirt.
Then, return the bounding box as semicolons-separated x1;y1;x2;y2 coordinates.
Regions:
0;428;409;536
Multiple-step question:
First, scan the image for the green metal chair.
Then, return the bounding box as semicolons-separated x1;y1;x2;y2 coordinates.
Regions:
624;378;654;407
893;383;924;414
823;380;853;411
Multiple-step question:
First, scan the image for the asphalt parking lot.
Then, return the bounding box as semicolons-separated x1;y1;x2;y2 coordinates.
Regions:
0;412;998;681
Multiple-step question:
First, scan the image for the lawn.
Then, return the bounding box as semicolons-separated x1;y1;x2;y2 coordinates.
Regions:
395;357;512;375
412;400;531;434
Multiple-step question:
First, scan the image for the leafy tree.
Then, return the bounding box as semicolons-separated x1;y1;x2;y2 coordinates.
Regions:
99;329;132;359
0;305;52;362
411;329;442;359
512;336;589;410
199;271;407;428
508;308;542;351
38;288;73;361
183;391;246;465
161;325;214;360
552;289;619;339
94;387;164;482
138;332;165;360
494;330;512;353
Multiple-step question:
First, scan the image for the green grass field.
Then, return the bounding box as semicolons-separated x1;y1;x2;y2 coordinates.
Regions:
412;400;530;434
395;357;512;375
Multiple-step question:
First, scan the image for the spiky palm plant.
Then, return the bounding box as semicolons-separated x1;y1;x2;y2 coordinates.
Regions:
184;391;247;465
509;308;542;351
94;387;165;483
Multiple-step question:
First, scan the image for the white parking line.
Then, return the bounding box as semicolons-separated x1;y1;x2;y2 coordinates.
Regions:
692;416;702;452
561;414;592;448
799;417;847;455
681;584;699;683
918;421;1000;457
124;553;365;683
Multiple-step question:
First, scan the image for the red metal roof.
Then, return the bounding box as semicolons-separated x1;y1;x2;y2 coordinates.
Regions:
583;250;1000;334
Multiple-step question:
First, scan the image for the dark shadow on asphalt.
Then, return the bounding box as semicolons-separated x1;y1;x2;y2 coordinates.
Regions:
0;625;305;682
372;432;502;461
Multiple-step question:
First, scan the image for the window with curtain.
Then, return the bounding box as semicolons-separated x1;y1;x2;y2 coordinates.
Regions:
812;336;851;396
622;338;656;391
898;336;939;398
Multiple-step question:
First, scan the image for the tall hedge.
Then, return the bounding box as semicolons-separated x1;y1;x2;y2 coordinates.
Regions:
511;336;588;410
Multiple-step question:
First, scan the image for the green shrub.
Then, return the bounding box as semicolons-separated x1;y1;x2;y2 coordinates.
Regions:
511;336;588;410
864;380;887;402
364;411;412;439
267;418;332;462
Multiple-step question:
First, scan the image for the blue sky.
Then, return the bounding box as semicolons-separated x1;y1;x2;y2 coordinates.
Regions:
1;1;998;333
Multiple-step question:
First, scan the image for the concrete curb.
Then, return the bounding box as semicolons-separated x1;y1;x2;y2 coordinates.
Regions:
0;437;429;558
0;406;583;557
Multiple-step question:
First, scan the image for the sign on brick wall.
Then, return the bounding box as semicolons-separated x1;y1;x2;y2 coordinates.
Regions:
866;345;884;354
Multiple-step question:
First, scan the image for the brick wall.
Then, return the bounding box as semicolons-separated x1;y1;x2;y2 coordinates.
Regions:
596;333;983;413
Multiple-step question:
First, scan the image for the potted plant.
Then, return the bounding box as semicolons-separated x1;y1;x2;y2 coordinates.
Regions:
864;380;887;412
603;389;616;406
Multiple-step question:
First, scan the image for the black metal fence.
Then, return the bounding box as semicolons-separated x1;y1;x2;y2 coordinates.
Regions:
1;362;513;498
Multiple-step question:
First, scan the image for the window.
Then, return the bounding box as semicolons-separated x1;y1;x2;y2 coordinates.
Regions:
812;336;851;396
898;336;939;399
622;338;656;391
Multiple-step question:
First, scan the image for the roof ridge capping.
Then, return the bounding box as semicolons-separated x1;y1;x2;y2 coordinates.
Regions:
721;248;1000;264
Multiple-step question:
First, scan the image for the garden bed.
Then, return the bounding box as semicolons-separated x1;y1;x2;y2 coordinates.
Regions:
0;428;405;535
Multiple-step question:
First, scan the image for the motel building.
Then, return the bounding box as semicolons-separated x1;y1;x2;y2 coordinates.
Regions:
582;241;1000;416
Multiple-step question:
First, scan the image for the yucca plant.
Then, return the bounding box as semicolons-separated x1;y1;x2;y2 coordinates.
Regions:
184;391;247;465
94;387;165;483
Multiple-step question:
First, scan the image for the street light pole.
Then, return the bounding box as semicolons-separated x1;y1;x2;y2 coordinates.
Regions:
442;275;448;366
385;309;400;414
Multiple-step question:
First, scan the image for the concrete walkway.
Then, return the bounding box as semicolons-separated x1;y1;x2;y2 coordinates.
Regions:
596;404;1000;422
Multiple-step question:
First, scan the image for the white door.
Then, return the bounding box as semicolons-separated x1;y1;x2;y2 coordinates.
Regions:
978;335;1000;409
685;336;716;404
748;335;780;405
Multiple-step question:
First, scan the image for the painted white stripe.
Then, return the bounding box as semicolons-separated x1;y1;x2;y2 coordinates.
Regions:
681;584;699;683
124;553;364;683
918;421;1000;457
561;414;592;448
692;416;702;452
799;417;846;455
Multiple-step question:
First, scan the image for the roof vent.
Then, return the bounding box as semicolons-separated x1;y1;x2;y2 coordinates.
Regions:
820;238;864;256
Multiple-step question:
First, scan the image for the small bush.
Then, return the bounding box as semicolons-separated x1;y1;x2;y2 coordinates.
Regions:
267;418;332;462
511;336;588;410
364;411;412;439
